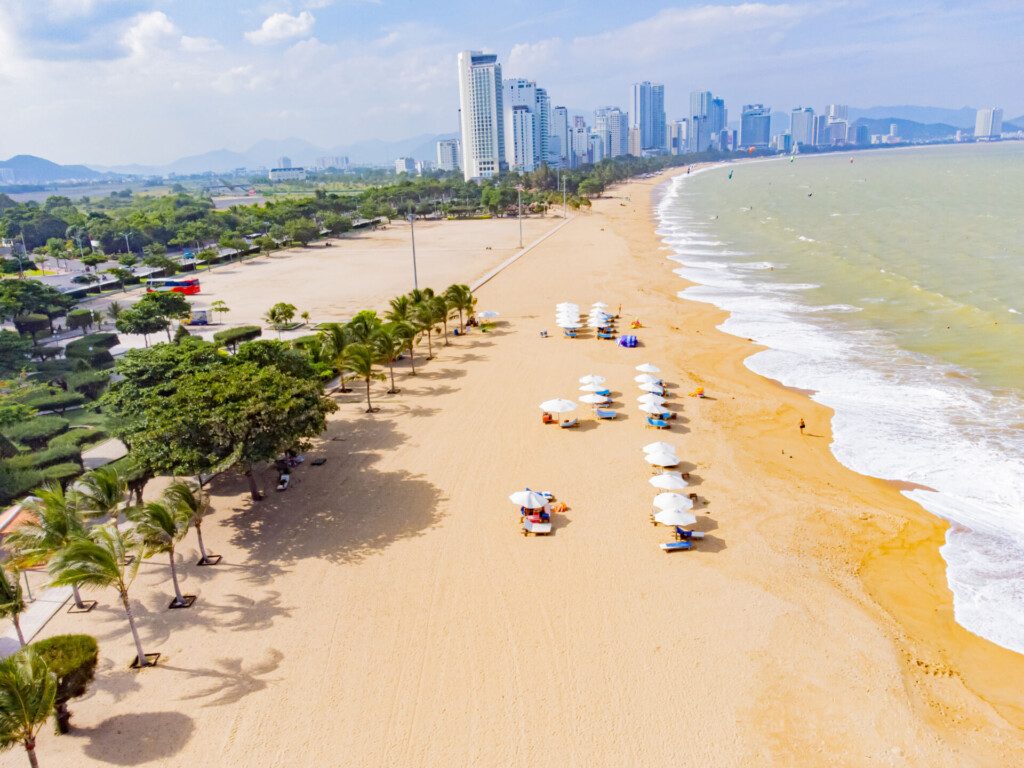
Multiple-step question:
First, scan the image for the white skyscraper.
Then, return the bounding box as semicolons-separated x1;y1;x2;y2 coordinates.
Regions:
669;119;688;155
435;139;461;172
631;81;666;151
595;107;629;158
975;107;1003;140
505;105;536;171
552;106;569;167
790;107;814;147
571;116;589;168
503;78;552;169
457;50;506;181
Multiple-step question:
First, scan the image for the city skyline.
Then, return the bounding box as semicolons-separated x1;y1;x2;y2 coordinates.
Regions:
1;0;1023;165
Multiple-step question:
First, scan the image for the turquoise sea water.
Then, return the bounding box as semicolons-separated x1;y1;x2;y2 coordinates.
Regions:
657;143;1024;653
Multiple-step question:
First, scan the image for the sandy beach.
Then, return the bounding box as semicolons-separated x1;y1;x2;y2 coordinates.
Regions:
10;171;1024;767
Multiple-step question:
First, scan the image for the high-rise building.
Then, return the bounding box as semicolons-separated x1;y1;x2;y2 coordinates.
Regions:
503;78;550;170
571;116;589;168
688;90;727;151
552;106;570;167
457;50;506;181
395;157;417;175
975;108;1003;140
535;87;552;165
790;107;814;147
631;82;666;151
740;104;771;148
436;139;461;172
588;133;606;163
813;114;831;146
669;119;688;155
315;156;349;170
504;105;536;172
278;156;292;169
827;104;848;122
628;126;642;157
594;107;629;158
770;133;792;152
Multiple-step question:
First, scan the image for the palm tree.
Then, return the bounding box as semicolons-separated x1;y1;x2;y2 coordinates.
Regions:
6;484;91;611
0;649;56;768
75;467;127;520
263;302;297;339
385;294;414;324
106;301;123;323
300;310;311;326
0;566;26;647
341;343;386;413
374;324;406;394
129;501;192;608
412;301;440;360
319;322;352;392
163;481;217;566
210;300;229;323
431;294;452;346
345;310;382;345
49;525;152;668
444;284;476;330
392;320;418;376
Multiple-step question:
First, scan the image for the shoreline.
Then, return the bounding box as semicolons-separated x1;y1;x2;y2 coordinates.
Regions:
642;164;1024;732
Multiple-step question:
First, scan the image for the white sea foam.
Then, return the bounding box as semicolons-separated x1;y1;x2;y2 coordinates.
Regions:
657;168;1024;655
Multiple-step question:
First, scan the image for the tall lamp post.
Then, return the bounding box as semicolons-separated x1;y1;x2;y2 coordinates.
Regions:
120;231;133;257
407;208;419;291
516;185;524;249
561;177;568;219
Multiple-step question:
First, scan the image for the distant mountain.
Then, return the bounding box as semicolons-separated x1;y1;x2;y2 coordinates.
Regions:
0;154;105;184
848;105;978;129
851;117;959;141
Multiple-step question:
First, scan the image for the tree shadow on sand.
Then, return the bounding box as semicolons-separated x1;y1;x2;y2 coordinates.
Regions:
79;712;194;765
165;648;284;708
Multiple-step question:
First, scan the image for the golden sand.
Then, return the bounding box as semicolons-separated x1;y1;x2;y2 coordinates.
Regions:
13;173;1023;767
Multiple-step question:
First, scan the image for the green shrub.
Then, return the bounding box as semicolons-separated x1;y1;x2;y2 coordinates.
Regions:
13;313;50;341
7;442;81;470
30;345;62;361
67;370;110;400
0;463;44;504
3;415;69;448
213;325;262;351
17;389;85;414
65;333;118;370
33;358;89;375
41;462;81;486
48;426;106;449
68;332;118;351
28;634;99;734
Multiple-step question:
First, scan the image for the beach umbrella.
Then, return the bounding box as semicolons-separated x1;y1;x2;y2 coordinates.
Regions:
654;509;698;527
558;322;582;330
579;383;607;393
556;303;579;310
639;402;667;415
638;382;664;393
635;363;661;373
634;373;660;384
540;398;576;413
579;374;606;385
645;452;680;467
653;492;694;511
579;393;610;405
478;310;499;319
591;301;608;307
509;490;548;509
637;393;667;405
643;441;677;454
649;473;688;491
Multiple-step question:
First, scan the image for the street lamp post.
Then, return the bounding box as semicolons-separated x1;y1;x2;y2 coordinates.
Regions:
516;185;524;249
561;177;568;219
121;231;132;257
407;209;419;291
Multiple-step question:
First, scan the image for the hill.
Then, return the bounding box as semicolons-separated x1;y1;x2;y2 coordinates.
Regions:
0;154;104;184
851;117;959;141
848;105;978;128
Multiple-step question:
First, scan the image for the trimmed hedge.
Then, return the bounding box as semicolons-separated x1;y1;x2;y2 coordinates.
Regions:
65;333;118;370
67;370;110;400
41;462;82;486
49;426;107;449
3;415;70;449
30;345;62;361
7;442;81;471
213;325;262;351
69;332;119;351
29;634;99;734
17;389;86;414
0;464;44;505
34;358;89;375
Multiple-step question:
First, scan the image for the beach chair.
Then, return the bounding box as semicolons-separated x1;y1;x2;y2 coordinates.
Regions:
542;412;554;424
597;332;614;340
563;330;577;338
595;409;617;419
660;541;692;552
646;417;670;429
539;330;549;338
594;388;612;396
523;518;553;536
559;417;579;428
674;526;706;541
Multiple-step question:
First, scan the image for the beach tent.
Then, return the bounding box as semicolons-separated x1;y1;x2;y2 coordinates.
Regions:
635;363;661;373
510;490;549;509
654;509;698;527
653;492;694;511
649;473;688;490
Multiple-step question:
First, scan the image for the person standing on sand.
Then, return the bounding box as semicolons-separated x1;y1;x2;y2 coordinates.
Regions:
799;418;805;435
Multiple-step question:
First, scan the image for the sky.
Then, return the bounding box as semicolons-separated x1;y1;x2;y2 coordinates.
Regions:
1;0;1022;165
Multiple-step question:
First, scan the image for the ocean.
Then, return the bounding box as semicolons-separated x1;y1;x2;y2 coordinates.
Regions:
656;142;1024;654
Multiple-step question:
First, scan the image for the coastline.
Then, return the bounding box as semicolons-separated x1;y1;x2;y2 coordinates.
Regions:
641;165;1024;736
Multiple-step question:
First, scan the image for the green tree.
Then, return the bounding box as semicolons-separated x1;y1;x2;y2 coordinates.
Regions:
65;309;94;336
114;304;168;346
129;501;192;607
444;284;476;330
263;302;297;339
284;218;319;246
0;648;56;768
210;300;229;323
49;525;152;668
30;634;98;735
430;294;452;346
341;342;385;412
345;310;382;345
0;565;27;647
106;267;134;291
75;466;127;520
412;300;440;360
105;301;123;323
163;481;215;566
0;331;32;374
374;323;406;394
319;323;352;392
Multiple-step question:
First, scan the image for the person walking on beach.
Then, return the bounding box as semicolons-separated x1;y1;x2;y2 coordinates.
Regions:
799;418;805;435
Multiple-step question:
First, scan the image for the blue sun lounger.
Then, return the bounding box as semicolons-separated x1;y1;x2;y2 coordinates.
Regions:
646;417;670;429
563;330;577;338
596;409;617;419
674;526;705;541
660;541;692;552
559;417;579;428
597;332;614;340
594;388;611;396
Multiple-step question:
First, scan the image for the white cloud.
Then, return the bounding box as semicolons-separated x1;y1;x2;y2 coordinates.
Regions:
121;11;180;58
245;11;316;45
181;36;222;54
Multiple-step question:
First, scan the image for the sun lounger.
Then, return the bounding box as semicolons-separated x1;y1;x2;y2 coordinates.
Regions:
597;332;614;339
646;417;670;429
595;409;617;419
539;330;548;338
594;388;612;396
523;518;553;536
674;526;705;541
660;541;692;552
560;417;579;428
563;330;577;338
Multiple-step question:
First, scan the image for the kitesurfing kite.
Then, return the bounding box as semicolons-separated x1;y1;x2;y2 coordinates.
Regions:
728;170;734;180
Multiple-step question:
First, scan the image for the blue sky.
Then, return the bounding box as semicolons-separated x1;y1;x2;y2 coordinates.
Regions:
1;0;1021;165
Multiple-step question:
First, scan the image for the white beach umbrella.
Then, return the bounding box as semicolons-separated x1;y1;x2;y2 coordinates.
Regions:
540;399;576;413
558;322;582;330
579;383;608;393
645;452;681;467
556;303;579;310
579;374;606;385
579;393;610;405
639;402;668;415
478;310;499;319
556;312;581;319
638;382;665;393
634;373;660;384
591;301;609;308
643;441;677;454
649;473;688;491
635;363;661;374
654;509;698;527
637;394;667;405
509;490;548;509
653;492;694;511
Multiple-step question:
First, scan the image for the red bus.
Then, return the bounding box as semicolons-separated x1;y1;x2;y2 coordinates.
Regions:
146;277;201;295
